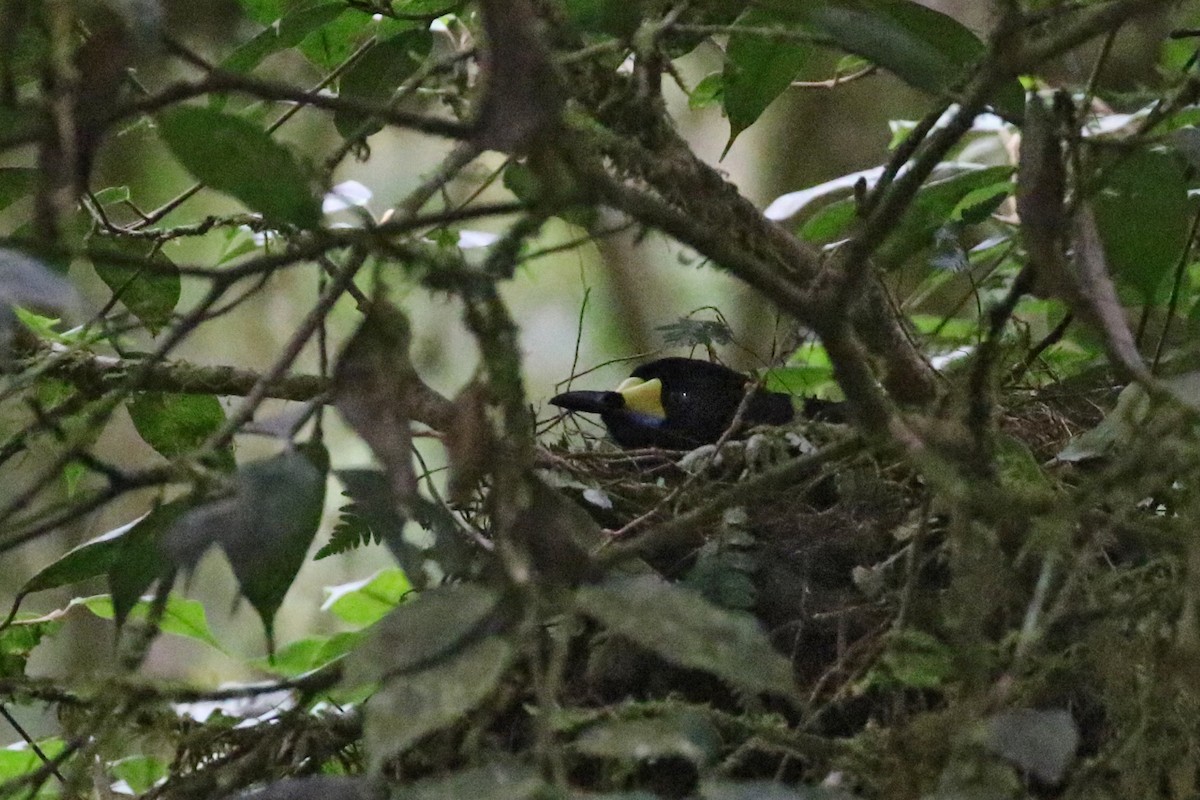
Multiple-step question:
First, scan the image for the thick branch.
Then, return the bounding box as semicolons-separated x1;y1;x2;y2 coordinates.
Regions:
35;346;328;402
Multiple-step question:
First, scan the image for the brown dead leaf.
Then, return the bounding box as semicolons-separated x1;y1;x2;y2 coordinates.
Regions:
333;304;454;500
1068;205;1151;384
445;380;494;505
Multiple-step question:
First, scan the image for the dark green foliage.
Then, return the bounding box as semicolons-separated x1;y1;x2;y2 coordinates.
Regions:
164;444;328;650
4;1;1200;799
334;30;432;139
126;392;235;470
90;240;181;335
157;106;323;228
576;576;797;698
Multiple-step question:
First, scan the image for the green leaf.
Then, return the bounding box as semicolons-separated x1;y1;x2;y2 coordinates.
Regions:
109;500;189;629
164;444;329;650
563;0;642;37
951;180;1012;224
347;582;503;686
157;106;322;228
796;0;1024;118
864;628;956;690
1092;147;1191;305
252;630;364;677
699;780;844;800
13;307;66;340
574;711;722;765
689;72;724;110
801;165;1014;270
221;3;348;74
299;10;416;70
82;594;224;651
322;568;413;628
320;469;426;581
335;30;432;139
110;756;169;795
365;635;514;764
317;502;379;559
723;8;810;148
0;737;65;797
0;167;36;212
89;240;180;334
402;761;544;800
126;392;235;470
237;0;283;25
764;364;838;399
91;185;131;205
61;459;87;497
0;618;62;679
3;519;137;625
575;576;796;697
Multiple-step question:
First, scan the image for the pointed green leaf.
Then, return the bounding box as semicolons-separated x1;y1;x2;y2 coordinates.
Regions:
165;444;328;648
237;0;283;25
798;0;1024;117
109;500;190;628
110;756;169;795
723;9;811;147
82;594;223;651
157;106;322;228
574;710;722;765
0;618;62;679
221;3;347;74
0;738;66;788
322;568;413;627
126;392;235;470
347;582;502;685
801;165;1013;270
576;576;796;697
335;30;432;139
3;518;138;626
403;761;543;800
1093;147;1191;305
252;630;364;677
365;635;514;764
299;10;417;70
0;167;36;212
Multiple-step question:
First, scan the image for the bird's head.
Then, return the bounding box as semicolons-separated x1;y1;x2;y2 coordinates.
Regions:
549;376;666;420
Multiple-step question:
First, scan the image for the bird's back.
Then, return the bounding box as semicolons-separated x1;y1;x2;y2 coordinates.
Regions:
632;358;794;443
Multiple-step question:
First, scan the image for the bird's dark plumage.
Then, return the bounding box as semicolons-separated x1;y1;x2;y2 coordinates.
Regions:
550;357;795;449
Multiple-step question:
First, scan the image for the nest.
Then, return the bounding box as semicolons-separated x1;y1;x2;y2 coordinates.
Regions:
539;387;1111;725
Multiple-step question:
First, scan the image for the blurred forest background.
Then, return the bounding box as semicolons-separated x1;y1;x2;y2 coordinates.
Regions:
0;0;1173;710
2;0;1199;796
1;0;1023;680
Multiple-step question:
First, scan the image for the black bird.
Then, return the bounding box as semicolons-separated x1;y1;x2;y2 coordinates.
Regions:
550;357;796;449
